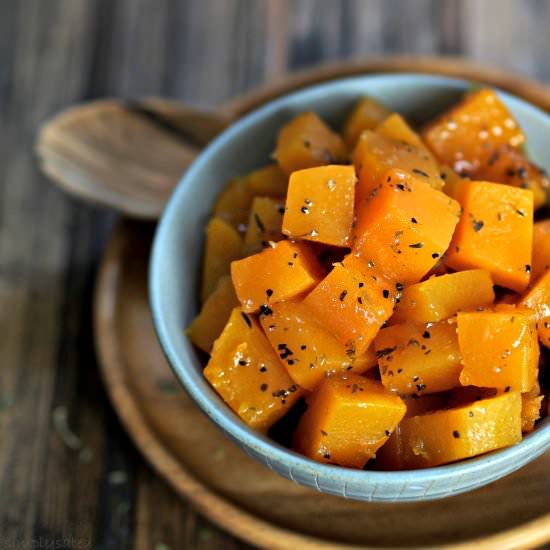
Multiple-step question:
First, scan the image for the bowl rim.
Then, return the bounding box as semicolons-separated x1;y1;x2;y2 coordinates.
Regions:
150;72;550;498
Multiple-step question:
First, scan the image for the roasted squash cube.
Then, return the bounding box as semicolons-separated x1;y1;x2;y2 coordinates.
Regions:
231;240;323;313
421;88;525;177
519;269;550;348
188;276;238;353
260;299;376;391
213;178;254;231
273;112;347;176
293;374;406;468
303;255;397;355
342;96;391;149
532;220;550;282
377;392;522;469
457;309;539;392
445;180;533;292
376;113;432;152
353;169;461;285
353;131;443;205
245;164;288;197
282;165;356;247
391;270;495;324
243;197;285;256
204;308;303;431
201;218;242;302
375;320;462;395
522;381;543;433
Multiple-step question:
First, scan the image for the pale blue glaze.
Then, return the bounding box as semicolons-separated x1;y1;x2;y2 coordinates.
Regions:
150;74;550;502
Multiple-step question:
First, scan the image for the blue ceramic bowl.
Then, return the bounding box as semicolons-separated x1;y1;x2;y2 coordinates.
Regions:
150;74;550;502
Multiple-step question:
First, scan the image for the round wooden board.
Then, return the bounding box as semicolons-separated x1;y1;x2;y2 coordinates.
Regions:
94;59;550;549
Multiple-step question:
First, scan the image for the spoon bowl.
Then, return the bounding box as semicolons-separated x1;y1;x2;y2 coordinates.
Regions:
150;73;550;502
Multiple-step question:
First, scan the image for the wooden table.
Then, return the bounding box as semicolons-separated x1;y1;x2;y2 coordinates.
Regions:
1;1;549;548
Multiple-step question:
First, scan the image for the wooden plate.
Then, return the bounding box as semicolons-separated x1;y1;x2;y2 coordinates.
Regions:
94;59;550;549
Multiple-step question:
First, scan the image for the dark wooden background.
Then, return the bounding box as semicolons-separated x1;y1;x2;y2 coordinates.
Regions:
1;1;550;549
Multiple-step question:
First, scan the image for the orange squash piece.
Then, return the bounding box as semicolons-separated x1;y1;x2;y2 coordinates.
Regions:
201;218;242;302
245;164;288;197
260;299;377;391
213;178;254;231
377;392;522;469
457;309;539;393
445;180;533;292
391;270;494;324
303;255;397;355
282;165;356;247
293;374;406;468
243;197;285;256
375;319;462;395
353;169;461;285
231;240;323;313
475;145;549;210
188;276;238;353
342;96;391;149
519;269;550;348
204;308;303;431
353;131;443;205
273;112;347;176
376;113;432;153
522;381;543;433
421;88;525;177
532;220;550;282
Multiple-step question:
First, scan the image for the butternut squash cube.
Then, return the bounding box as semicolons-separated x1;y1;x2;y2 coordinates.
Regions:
188;276;238;353
391;270;495;324
273;112;347;176
353;169;461;285
377;392;522;469
376;113;432;152
293;374;406;468
282;165;356;247
519;270;550;348
231;240;323;313
522;381;543;433
353;131;443;205
532;220;550;282
243;197;285;256
204;308;303;431
259;299;376;391
475;145;549;210
213;178;254;231
445;180;533;292
342;96;391;149
245;164;288;197
421;88;525;177
303;255;397;355
201;218;242;302
457;309;539;393
375;320;462;395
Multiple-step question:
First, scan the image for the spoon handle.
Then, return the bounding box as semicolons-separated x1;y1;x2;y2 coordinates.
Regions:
36;99;232;219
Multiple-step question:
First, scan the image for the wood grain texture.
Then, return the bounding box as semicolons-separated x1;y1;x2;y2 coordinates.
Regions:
1;0;550;549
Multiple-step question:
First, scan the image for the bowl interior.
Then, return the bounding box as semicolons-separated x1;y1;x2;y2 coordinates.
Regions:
151;74;550;501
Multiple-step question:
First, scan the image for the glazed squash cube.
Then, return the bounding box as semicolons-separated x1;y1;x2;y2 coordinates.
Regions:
282;165;356;247
231;239;323;313
475;145;549;210
353;169;461;285
421;88;525;177
391;270;495;324
273;112;347;176
293;374;406;468
457;309;539;392
204;308;303;431
303;255;397;355
245;164;288;197
243;197;285;256
201;218;242;302
522;381;543;433
342;96;391;149
375;320;462;395
213;178;254;231
519;269;550;348
376;392;522;469
445;180;533;292
353;131;443;205
532;220;550;282
259;299;377;391
188;276;238;353
376;113;432;153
